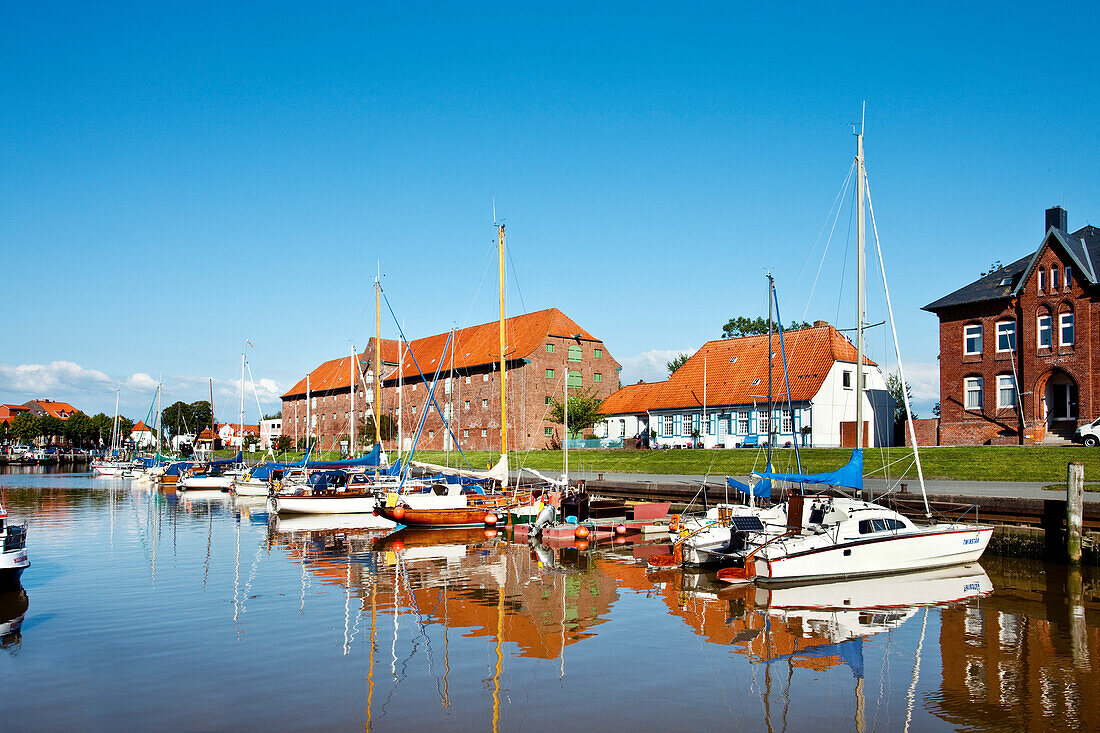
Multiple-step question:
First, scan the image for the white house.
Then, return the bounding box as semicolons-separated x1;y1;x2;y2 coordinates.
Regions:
259;418;282;450
218;422;260;450
130;421;157;448
596;322;894;449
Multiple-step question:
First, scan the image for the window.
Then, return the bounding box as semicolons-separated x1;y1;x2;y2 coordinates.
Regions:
568;345;582;362
481;429;487;437
842;370;852;389
1051;265;1059;290
464;400;470;410
737;411;750;434
568;370;582;388
311;397;317;409
781;409;793;434
995;321;1016;351
758;410;770;435
544;427;553;436
1038;268;1046;292
1037;314;1052;348
964;376;983;410
859;518;905;534
964;324;982;355
997;375;1017;409
463;429;469;438
465;376;471;384
410;404;416;415
1060;312;1074;345
412;384;417;392
483;374;489;382
545;369;555;379
998;277;1011;286
1065;266;1073;289
444;377;452;395
594;348;603;358
545;396;553;405
751;378;761;386
594;373;602;383
428;431;434;440
545;343;555;353
482;398;488;409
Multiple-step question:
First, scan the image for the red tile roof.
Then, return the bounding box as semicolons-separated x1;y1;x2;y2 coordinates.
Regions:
600;324;874;413
132;421;153;433
385;308;598;384
28;400;78;419
598;381;667;416
282;339;402;399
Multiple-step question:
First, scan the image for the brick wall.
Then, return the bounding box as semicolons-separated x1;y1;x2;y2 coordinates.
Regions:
903;418;940;447
935;238;1097;445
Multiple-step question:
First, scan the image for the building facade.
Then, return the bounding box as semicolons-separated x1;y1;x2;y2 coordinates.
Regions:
259;418;282;450
596;323;894;449
924;207;1100;445
280;308;621;453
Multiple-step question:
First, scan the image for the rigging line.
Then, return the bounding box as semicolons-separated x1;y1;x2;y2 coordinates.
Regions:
800;160;857;328
834;179;858;328
794;160;858;295
462;240;498;330
865;175;930;515
505;235;527;316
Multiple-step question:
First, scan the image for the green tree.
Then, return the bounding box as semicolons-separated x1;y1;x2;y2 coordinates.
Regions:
189;401;213;434
721;316;813;339
263;410;282;420
38;415;64;444
885;372;917;443
89;413;114;446
980;260;1004;277
359;414;395;444
117;417;134;443
274;435;293;452
161;401;193;438
243;432;259;452
666;353;690;375
11;412;39;443
64;411;91;447
548;389;604;438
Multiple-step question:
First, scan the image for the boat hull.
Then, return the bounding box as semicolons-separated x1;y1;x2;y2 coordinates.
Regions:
272;495;379;515
751;524;995;585
179;476;234;490
377;502;514;528
233;480;271;496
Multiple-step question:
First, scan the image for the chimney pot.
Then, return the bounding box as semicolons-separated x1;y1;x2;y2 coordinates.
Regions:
1046;206;1068;232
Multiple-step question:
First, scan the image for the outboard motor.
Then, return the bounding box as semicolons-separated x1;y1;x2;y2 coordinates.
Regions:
533;503;556;532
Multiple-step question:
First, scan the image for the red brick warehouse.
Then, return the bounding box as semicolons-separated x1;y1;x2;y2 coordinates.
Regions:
924;207;1100;445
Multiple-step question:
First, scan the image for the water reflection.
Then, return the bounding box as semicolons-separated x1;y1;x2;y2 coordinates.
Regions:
1;473;1098;732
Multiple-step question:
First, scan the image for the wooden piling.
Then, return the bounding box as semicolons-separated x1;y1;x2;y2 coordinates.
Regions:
1066;462;1084;565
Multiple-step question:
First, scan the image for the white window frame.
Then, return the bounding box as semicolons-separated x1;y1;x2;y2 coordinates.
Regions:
1037;268;1045;292
737;411;750;434
1060;312;1074;345
997;375;1017;409
781;408;793;434
995;320;1016;352
758;410;770;435
1037;314;1052;348
964;376;983;410
1051;265;1059;290
964;324;982;355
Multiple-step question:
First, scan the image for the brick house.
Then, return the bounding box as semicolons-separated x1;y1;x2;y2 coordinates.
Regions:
22;400;78;420
0;404;30;426
280;308;620;453
595;322;894;448
923;207;1100;445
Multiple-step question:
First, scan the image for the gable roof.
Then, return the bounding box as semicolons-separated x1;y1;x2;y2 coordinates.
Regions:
132;421;153;433
24;400;79;419
384;308;603;384
599;324;872;414
599;381;667;416
924;225;1099;313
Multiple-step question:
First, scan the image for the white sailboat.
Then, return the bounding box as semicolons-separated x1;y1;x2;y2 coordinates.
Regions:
715;118;994;585
91;388;128;476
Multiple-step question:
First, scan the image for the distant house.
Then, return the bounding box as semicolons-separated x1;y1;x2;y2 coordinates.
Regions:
259;418;282;450
22;400;78;420
219;422;260;450
923;206;1100;445
0;404;30;426
595;322;894;449
130;421;157;448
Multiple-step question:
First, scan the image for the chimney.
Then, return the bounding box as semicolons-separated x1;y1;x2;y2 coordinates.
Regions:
1046;206;1067;232
813;320;828;328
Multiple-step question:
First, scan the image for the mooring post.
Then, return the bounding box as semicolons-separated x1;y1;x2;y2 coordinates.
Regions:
1066;462;1084;565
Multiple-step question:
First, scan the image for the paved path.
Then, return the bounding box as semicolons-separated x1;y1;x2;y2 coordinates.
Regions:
524;469;1097;503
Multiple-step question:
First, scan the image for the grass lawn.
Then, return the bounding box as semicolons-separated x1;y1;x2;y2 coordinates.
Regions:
416;446;1100;483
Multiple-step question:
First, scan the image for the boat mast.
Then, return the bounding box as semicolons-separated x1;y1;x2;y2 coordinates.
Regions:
446;325;455;467
497;223;508;489
855;118;866;451
306;374;311;455
349;343;356;457
156;382;162;457
397;336;404;463
766;273;774;468
563;358;569;486
209;378;216;459
111;388;120;455
239;351;246;458
374;268;383;479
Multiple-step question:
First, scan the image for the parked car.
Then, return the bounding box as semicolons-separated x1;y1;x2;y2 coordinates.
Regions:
1077;417;1100;447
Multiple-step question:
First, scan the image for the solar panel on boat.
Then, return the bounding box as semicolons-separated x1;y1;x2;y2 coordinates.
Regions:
730;516;765;532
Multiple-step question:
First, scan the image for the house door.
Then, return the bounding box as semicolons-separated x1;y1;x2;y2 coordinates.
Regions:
1046;374;1079;422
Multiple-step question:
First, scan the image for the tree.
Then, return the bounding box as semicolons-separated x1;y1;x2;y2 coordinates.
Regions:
885;372;917;443
721;316;813;339
64;411;91;447
89;413;113;446
263;410;282;420
980;260;1004;277
359;414;396;444
243;432;259;452
274;435;293;452
666;353;690;375
161;401;193;438
11;412;39;443
38;415;64;444
117;417;135;443
932;401;940;418
548;389;604;438
189;401;213;434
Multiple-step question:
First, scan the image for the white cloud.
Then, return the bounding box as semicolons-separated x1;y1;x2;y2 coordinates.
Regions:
0;360;111;395
618;348;693;385
900;361;940;403
124;372;159;392
217;377;284;406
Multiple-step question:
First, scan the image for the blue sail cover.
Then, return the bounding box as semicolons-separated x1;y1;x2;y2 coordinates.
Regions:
210;451;243;469
164;461;194;476
248;445;385;480
760;637;865;678
752;449;863;491
727;476;772;499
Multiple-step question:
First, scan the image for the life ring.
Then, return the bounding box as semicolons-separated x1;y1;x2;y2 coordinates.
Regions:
670;514;681;533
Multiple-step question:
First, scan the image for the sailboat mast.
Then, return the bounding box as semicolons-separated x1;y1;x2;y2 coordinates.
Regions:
156;382;162;456
374;271;383;478
766;273;774;467
497;223;508;488
209;378;216;458
855;125;866;450
306;374;311;454
350;344;356;457
397;337;404;462
112;388;120;454
563;360;569;485
239;352;246;457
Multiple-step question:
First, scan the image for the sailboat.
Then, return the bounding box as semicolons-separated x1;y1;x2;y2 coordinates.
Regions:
715;118;994;584
0;499;29;588
91;388;128;476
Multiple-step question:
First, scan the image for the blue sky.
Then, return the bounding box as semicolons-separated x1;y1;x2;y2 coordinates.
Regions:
3;1;1099;422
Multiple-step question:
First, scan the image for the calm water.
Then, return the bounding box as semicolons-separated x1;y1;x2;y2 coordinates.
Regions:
1;469;1097;732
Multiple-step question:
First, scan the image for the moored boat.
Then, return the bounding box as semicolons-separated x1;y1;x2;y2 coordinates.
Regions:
0;501;29;589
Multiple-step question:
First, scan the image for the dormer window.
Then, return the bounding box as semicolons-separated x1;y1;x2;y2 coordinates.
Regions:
998;277;1011;286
